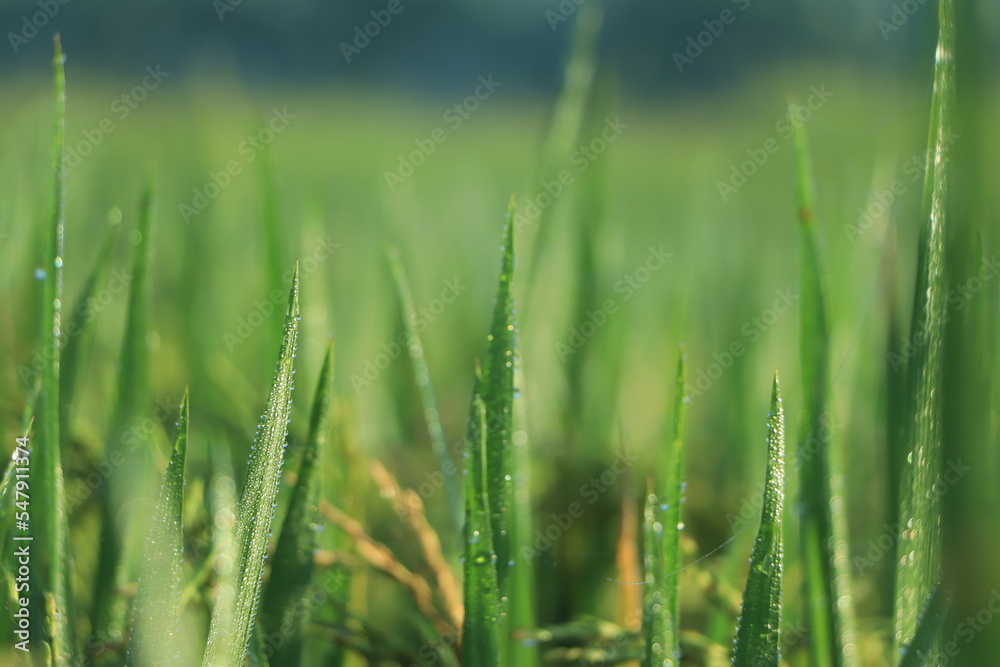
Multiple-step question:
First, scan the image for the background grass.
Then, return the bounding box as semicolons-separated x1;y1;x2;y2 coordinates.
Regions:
0;9;998;664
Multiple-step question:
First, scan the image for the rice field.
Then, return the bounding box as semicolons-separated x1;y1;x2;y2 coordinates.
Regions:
1;1;999;665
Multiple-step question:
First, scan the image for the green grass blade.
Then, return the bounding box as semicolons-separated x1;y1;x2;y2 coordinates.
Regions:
260;342;334;665
732;374;785;667
526;1;602;287
462;392;501;667
257;150;287;355
507;345;537;667
386;246;462;529
643;353;685;667
898;584;949;667
481;203;516;601
129;389;189;666
206;438;239;658
893;0;954;661
258;150;286;300
91;179;156;660
28;33;75;664
59;223;119;432
792;119;857;667
117;179;156;430
204;265;300;667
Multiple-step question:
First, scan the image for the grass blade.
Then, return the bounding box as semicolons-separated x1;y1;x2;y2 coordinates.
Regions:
481;203;516;601
386;246;462;529
526;0;602;287
203;265;300;666
732;374;785;667
260;342;334;665
91;180;156;661
59;223;119;432
462;392;501;667
792;119;857;667
257;150;288;355
507;336;538;667
205;438;239;658
643;353;685;667
28;33;75;664
893;0;954;660
129;389;189;666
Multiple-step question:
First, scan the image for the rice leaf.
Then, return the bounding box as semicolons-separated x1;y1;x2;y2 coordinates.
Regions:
59;223;119;432
203;265;300;666
507;318;538;667
792;119;857;667
893;0;954;660
28;33;75;664
481;204;516;600
257;150;287;355
116;179;156;431
91;179;156;660
732;374;785;667
260;341;334;665
526;0;602;286
205;438;239;658
129;389;189;666
643;353;685;667
462;392;501;667
386;246;462;529
258;150;286;303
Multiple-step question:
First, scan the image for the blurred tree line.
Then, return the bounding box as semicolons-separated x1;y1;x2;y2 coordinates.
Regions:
5;0;995;95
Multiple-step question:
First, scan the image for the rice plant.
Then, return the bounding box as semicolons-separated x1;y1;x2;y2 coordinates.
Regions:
0;1;995;665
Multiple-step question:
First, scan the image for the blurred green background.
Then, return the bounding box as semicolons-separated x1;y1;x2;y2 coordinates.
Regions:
1;0;998;664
